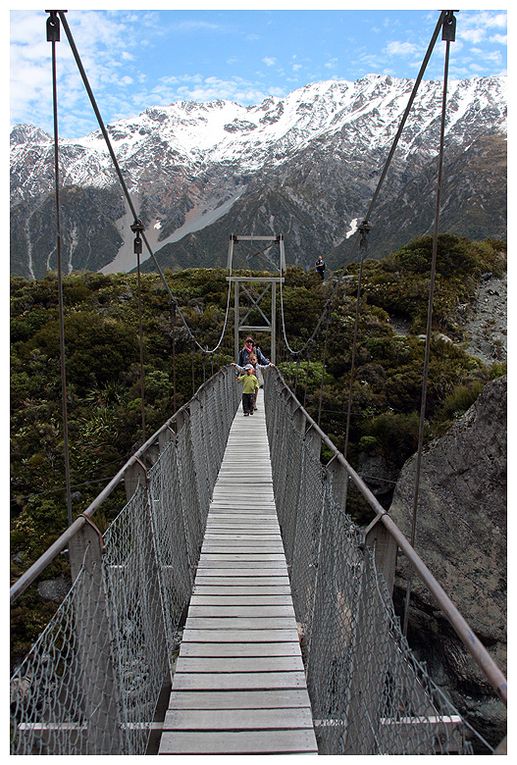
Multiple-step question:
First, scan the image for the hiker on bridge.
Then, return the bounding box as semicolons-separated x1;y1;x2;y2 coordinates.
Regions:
237;335;270;368
232;350;274;411
236;364;260;416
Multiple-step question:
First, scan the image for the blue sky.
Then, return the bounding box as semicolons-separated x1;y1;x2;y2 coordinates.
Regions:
9;2;508;139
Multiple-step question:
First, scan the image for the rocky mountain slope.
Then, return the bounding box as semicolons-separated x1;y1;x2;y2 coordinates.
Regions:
389;375;507;747
10;74;506;278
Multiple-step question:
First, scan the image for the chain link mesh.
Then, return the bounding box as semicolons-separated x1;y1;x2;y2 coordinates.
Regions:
11;368;240;755
264;369;474;755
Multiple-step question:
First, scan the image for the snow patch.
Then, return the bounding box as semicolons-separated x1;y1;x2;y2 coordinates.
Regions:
101;190;245;274
346;218;359;239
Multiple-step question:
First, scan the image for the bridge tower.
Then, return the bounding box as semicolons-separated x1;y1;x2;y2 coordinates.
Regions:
226;234;286;364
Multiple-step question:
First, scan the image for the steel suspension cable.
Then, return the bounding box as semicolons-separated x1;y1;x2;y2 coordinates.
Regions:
278;11;447;361
317;310;331;427
132;221;147;440
48;12;73;526
342;10;448;458
362;11;447;223
403;11;456;636
57;10;233;356
343;223;370;460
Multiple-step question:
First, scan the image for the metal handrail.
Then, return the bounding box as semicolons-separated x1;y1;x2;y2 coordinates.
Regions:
9;367;231;603
11;365;507;706
267;367;507;706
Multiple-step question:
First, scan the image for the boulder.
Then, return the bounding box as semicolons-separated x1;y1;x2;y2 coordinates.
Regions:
389;376;506;747
37;577;70;603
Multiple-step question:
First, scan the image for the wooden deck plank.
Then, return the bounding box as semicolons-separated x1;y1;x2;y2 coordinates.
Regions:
175;655;304;673
193;568;289;577
179;642;302;658
188;605;295;617
158;403;317;756
159;729;318;754
182;629;300;644
190;594;293;605
192;585;292;596
196;561;288;569
203;532;281;537
193;577;291;587
164;706;314;730
185;617;296;630
172;671;308;691
167;689;311;709
190;595;294;616
198;553;287;561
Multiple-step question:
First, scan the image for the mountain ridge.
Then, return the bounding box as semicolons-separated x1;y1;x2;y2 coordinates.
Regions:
10;74;506;278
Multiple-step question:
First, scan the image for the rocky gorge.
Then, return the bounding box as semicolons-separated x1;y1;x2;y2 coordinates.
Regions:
389;374;507;748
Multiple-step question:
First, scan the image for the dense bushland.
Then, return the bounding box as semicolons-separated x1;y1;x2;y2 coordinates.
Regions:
10;234;505;658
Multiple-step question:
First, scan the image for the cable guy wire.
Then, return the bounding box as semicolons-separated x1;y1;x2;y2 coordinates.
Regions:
48;11;73;526
278;12;447;360
57;10;232;356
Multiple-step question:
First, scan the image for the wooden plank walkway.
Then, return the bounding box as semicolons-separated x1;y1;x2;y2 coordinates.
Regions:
158;390;318;755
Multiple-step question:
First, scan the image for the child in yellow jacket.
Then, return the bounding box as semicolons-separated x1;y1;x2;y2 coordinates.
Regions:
236;364;260;416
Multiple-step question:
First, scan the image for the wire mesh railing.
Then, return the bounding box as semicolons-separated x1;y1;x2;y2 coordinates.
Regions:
10;365;505;755
263;367;504;755
10;367;240;755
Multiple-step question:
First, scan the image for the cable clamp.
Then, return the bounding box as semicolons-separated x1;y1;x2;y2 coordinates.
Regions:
45;10;62;43
131;219;145;255
442;10;457;42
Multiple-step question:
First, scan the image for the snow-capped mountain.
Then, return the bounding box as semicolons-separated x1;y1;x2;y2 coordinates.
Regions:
10;74;506;278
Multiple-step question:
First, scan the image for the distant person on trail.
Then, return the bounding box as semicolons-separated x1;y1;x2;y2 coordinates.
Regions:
315;256;326;280
236;364;260;416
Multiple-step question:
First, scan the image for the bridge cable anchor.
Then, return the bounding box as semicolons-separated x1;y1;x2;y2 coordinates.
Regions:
442;10;457;42
131;219;145;255
45;10;63;42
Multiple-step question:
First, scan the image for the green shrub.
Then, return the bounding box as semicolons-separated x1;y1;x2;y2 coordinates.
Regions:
438;381;484;420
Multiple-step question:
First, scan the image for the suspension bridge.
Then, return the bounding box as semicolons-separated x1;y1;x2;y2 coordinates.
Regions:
10;8;507;757
9;367;507;755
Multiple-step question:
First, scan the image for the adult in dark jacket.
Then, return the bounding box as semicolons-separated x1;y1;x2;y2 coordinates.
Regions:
315;256;326;280
237;336;270;367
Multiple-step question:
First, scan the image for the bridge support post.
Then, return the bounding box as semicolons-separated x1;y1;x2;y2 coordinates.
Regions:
226;233;285;364
364;515;398;597
326;458;349;514
69;520;122;754
124;459;147;501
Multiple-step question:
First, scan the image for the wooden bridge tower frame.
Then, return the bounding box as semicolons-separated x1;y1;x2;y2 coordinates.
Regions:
226;234;286;364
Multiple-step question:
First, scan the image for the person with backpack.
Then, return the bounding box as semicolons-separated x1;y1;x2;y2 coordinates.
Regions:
237;336;270;368
315;255;326;280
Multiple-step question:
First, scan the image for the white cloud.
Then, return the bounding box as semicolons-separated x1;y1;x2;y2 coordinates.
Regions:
464;11;506;30
147;73;285;107
170;20;228;33
262;56;277;67
459;10;507;46
490;34;507;45
385;41;419;57
10;9;160;134
462;28;485;44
